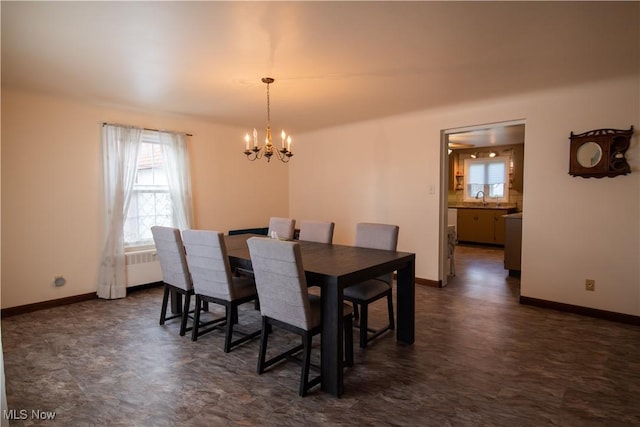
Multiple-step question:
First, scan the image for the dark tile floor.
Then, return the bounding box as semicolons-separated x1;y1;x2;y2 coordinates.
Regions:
3;245;640;426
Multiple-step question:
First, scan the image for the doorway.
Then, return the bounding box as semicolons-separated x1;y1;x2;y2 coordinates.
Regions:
446;244;521;301
439;120;525;289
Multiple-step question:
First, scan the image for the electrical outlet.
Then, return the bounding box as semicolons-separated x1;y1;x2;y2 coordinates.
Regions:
585;279;595;291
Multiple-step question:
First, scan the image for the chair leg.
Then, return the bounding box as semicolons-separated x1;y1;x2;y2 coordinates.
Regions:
353;302;359;320
191;295;201;341
359;304;369;348
299;331;313;397
387;292;395;330
159;284;170;325
224;304;236;353
179;292;191;336
344;315;354;367
257;317;269;375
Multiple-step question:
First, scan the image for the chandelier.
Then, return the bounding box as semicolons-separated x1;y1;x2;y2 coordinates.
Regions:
244;77;293;163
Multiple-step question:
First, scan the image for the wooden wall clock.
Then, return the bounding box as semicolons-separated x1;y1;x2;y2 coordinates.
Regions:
568;127;633;178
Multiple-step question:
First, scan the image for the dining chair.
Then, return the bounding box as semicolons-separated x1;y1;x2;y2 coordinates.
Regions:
151;226;194;336
267;217;296;240
343;223;399;348
247;237;354;397
297;220;335;244
298;220;335;297
182;229;261;352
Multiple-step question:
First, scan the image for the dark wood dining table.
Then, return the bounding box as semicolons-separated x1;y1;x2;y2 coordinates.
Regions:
223;233;416;398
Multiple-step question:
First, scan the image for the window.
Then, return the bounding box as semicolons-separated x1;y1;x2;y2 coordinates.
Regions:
124;132;173;248
463;156;509;202
99;124;191;299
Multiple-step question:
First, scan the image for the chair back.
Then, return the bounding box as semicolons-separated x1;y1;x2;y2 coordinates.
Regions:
268;217;296;240
151;226;192;292
355;223;399;285
298;220;335;244
181;230;235;301
247;237;314;330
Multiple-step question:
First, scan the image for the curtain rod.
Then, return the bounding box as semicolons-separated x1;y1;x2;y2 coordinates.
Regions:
101;122;193;137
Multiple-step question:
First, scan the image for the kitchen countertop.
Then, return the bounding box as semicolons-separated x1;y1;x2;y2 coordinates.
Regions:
503;212;523;219
449;203;518;210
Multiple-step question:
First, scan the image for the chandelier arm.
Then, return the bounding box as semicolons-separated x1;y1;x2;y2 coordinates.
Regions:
245;151;261;161
278;148;293;163
273;148;282;161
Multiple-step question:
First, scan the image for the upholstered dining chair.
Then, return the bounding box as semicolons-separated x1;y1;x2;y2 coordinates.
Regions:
267;217;296;240
343;223;399;348
247;237;354;397
151;226;194;336
182;229;261;352
298;220;335;244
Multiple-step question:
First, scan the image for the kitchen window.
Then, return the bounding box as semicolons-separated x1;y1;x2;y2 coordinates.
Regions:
463;157;509;203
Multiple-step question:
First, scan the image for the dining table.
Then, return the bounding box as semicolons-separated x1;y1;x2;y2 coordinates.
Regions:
223;233;416;398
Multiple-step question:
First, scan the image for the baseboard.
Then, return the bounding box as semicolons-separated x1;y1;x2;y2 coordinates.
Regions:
520;296;640;326
2;278;443;316
0;282;164;318
127;281;163;293
1;292;98;318
391;273;440;288
415;277;441;288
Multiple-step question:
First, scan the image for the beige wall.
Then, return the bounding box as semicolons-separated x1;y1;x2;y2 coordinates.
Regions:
3;75;639;316
290;75;640;316
1;88;289;308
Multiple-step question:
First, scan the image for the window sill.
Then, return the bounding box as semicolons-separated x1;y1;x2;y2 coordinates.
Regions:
125;244;156;253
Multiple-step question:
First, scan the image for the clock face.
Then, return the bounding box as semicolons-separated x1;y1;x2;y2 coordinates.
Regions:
576;141;602;168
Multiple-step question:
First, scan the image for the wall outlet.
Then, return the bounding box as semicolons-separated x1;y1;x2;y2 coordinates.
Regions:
585;279;595;291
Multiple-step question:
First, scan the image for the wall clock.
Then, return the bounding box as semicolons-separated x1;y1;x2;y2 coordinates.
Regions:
568;127;633;178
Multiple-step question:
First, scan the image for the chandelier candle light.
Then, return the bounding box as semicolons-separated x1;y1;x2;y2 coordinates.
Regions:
244;77;293;163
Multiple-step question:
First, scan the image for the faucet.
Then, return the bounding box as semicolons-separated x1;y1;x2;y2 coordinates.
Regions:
475;190;487;205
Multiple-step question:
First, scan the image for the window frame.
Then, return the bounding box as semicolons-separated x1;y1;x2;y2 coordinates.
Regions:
124;131;174;250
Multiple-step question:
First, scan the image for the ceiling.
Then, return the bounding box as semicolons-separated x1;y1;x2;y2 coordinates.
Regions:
448;123;525;148
2;2;638;135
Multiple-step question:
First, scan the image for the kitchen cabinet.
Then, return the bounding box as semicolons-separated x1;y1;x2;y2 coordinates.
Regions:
456;208;515;245
448;152;462;191
511;144;524;192
503;213;522;275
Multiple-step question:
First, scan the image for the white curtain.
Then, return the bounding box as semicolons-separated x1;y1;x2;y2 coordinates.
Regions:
97;125;143;299
159;131;193;230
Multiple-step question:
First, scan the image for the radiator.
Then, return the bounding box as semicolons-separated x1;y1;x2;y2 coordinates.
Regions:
125;250;162;287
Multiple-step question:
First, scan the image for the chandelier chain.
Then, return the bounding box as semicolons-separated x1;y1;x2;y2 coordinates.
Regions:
266;81;271;126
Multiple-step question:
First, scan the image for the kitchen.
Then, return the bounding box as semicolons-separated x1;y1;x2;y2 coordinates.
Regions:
446;122;525;293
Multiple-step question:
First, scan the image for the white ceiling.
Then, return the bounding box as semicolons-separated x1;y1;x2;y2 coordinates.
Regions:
448;123;525;148
2;1;638;136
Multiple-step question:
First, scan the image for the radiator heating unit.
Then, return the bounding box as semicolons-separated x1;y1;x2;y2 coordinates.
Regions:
125;250;162;287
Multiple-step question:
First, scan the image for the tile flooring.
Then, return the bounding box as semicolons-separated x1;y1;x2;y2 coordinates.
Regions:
2;245;640;426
